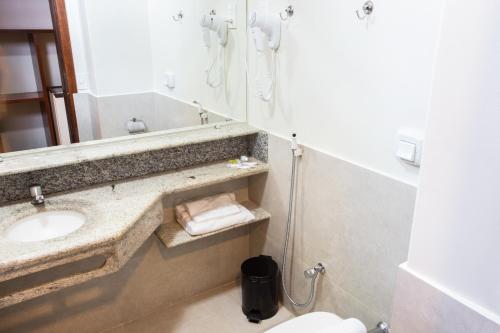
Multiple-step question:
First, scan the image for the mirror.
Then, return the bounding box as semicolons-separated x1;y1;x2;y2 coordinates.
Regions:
0;0;247;154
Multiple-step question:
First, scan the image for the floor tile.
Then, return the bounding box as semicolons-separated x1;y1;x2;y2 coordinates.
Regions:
103;283;294;333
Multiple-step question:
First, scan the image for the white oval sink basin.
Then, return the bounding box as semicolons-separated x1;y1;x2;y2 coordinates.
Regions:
6;210;86;242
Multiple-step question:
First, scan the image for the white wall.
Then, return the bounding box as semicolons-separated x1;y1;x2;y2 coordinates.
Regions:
149;0;247;121
0;104;49;151
37;33;62;87
0;0;52;30
0;34;38;94
0;34;49;151
0;31;60;152
68;0;154;96
67;0;246;121
65;0;92;92
66;0;247;141
407;0;500;323
247;0;445;185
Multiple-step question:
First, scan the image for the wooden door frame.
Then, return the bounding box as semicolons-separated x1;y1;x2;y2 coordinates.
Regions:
49;0;80;143
28;32;58;146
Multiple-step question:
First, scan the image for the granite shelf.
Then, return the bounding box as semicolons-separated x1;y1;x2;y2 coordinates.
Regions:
0;159;269;309
155;201;270;248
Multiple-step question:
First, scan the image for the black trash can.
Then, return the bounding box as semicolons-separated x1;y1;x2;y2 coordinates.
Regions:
241;255;279;323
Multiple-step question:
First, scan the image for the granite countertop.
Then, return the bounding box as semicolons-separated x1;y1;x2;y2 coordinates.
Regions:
0;122;260;177
0;159;269;281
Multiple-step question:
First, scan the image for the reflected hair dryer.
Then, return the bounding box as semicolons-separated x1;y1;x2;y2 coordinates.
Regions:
248;10;281;51
200;13;228;47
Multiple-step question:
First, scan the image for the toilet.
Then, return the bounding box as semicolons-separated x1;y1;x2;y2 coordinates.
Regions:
265;312;367;333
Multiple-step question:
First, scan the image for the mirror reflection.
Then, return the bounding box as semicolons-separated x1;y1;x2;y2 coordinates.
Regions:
0;0;247;154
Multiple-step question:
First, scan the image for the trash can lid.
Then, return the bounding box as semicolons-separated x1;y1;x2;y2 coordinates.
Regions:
241;255;278;279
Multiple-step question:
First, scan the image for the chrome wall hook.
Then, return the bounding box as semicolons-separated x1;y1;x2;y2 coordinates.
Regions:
356;0;374;20
280;5;294;21
172;10;184;22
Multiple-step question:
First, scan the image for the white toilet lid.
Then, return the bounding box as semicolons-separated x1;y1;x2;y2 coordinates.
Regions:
265;312;343;333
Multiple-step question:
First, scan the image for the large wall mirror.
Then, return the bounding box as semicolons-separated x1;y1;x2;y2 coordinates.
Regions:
0;0;247;154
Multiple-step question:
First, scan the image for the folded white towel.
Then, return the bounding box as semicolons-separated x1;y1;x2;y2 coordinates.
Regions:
176;202;255;236
182;193;236;216
193;204;242;223
176;193;239;223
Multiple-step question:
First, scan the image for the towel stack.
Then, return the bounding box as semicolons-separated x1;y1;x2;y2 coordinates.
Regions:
175;193;255;236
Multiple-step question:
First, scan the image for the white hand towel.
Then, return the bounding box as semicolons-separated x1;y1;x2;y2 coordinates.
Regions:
175;202;241;224
317;319;367;333
177;204;255;236
184;193;236;216
192;204;242;223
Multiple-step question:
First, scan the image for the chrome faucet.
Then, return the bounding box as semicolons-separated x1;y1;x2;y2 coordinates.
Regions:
193;100;209;125
30;185;45;206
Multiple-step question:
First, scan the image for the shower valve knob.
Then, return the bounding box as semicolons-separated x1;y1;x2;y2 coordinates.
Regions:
304;268;317;279
304;263;326;278
315;263;326;274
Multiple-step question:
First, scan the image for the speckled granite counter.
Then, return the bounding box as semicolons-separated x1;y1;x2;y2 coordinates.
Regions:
0;122;260;176
0;123;268;204
0;159;269;309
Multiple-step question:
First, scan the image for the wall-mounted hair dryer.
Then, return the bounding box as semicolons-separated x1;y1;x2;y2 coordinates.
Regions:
200;13;228;47
248;10;281;51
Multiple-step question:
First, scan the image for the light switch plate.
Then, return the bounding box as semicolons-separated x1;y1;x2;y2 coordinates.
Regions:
397;140;416;162
397;129;424;167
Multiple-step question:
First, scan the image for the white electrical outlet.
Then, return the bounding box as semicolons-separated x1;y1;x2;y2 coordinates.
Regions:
163;72;175;89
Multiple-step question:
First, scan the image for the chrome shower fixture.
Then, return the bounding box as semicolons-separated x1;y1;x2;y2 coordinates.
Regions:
304;263;326;279
281;134;325;308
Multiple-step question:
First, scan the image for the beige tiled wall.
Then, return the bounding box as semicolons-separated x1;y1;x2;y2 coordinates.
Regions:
0;180;251;333
249;134;417;327
391;266;500;333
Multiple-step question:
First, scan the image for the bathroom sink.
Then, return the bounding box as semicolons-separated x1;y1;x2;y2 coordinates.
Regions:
6;210;86;242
